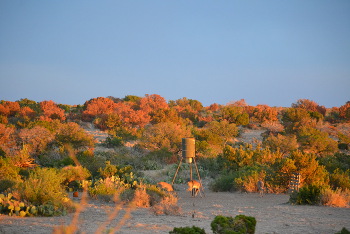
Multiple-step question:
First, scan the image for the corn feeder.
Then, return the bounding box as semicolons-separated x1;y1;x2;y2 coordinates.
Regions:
172;138;204;197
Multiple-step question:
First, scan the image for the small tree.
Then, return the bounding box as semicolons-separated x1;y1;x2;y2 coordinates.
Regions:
297;127;338;156
263;134;299;155
141;121;192;154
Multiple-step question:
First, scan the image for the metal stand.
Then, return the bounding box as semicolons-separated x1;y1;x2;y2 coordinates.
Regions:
171;157;205;197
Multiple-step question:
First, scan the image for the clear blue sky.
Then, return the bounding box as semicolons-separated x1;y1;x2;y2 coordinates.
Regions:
1;1;349;107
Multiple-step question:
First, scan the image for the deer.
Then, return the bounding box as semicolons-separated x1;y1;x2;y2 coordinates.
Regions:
157;182;174;192
187;180;202;197
257;179;265;197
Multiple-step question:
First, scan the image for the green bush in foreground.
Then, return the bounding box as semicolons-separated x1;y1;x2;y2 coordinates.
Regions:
169;226;206;234
335;227;350;234
211;215;256;234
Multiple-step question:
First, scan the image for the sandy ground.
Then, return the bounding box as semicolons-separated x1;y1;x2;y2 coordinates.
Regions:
1;185;349;234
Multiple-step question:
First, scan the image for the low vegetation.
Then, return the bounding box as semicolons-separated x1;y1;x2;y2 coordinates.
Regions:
0;96;349;223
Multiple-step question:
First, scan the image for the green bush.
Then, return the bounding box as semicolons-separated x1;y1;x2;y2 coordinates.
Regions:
210;173;236;192
103;136;123;148
169;226;206;234
211;215;256;234
89;176;130;201
0;157;21;182
60;165;91;190
335;227;350;234
329;169;350;190
0;179;16;193
289;184;323;205
15;167;74;215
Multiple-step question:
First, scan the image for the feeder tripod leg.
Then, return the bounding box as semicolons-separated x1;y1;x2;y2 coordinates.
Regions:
172;158;183;185
193;157;205;197
190;162;193;181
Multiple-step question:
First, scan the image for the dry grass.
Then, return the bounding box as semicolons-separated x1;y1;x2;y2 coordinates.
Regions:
261;121;284;133
133;184;150;208
151;194;181;216
321;188;350;208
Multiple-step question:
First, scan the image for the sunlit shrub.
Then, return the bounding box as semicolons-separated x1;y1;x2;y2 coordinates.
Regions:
150;193;180;215
289;150;330;187
89;176;130;202
297;127;338;156
261;121;284;133
15;167;74;215
262;134;299;155
0;157;21;183
132;184;150;207
329;169;350;190
320;188;350;207
60;165;91;190
234;166;265;193
55;122;94;149
98;161;136;185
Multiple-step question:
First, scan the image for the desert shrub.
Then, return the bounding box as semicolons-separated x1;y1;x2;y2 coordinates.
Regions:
320;188;350;207
267;158;297;193
132;184;150;207
0;180;16;193
60;165;91;190
14;167;74;215
169;226;206;234
197;157;221;178
145;184;165;204
335;227;350;234
261;121;284;133
98;161;137;185
151;193;180;215
141;121;192;154
103;135;123;148
289;184;324;205
219;106;249;126
209;173;236;192
319;153;350;173
329;169;350;190
211;215;256;234
89;176;130;202
55;122;94;149
339;102;350;121
77;152;106;177
138;184;181;215
0;157;21;183
297;127;338;156
118;188;134;203
262;134;299;155
144;148;174;166
289;150;330;187
234;166;265;193
281;107;316;133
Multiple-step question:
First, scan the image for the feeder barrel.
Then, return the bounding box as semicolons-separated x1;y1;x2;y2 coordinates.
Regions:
182;138;195;159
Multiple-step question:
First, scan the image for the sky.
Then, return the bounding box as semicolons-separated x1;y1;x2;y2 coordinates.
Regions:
0;1;349;108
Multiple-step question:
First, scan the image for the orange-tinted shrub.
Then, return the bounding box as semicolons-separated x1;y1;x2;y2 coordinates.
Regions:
39;100;66;121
